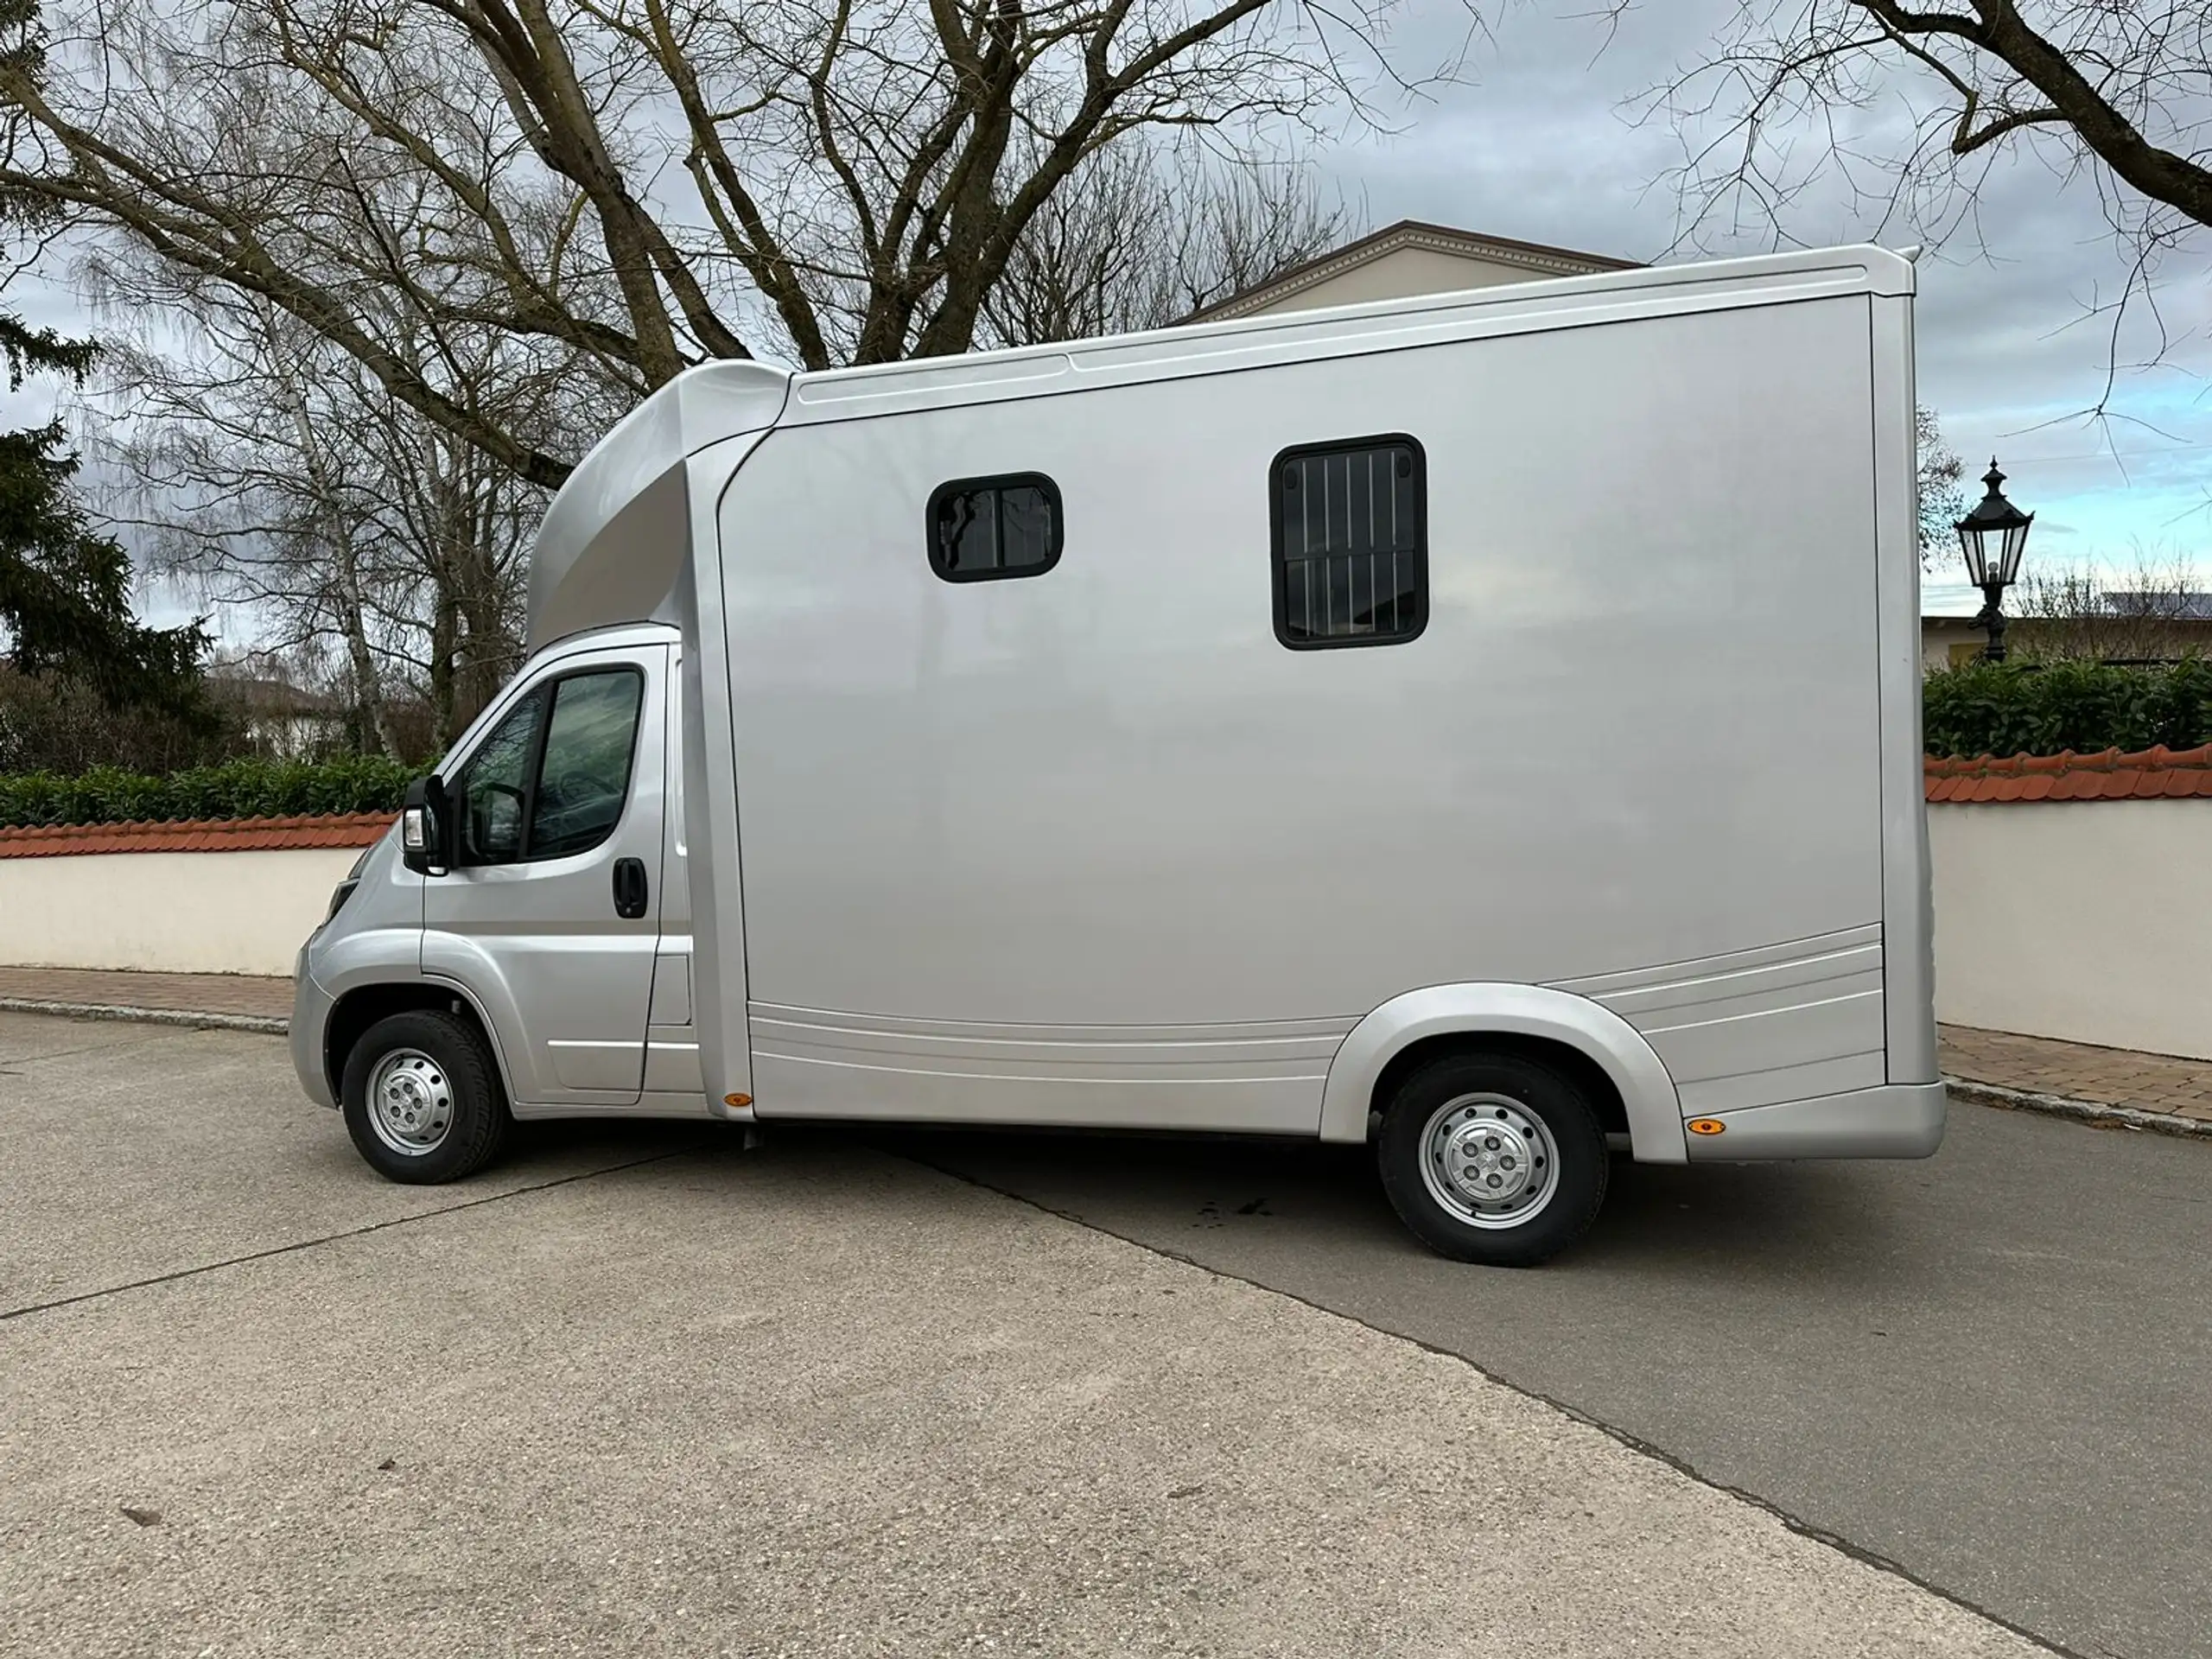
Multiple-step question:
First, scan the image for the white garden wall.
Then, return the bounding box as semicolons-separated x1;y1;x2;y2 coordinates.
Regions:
0;845;364;976
1929;801;2211;1060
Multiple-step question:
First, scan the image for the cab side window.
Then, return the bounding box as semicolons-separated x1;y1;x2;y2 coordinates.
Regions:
456;667;644;865
531;671;644;859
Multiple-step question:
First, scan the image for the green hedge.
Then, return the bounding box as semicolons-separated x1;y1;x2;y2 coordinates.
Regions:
0;756;425;829
1923;658;2212;760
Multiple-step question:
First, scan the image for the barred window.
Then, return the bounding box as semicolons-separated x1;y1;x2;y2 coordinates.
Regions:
927;473;1063;582
1271;436;1426;648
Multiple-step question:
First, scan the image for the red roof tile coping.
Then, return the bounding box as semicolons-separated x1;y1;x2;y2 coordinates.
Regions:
1925;745;2212;804
0;811;394;859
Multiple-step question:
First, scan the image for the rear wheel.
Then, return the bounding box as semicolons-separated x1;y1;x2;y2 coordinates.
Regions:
1376;1050;1607;1267
341;1010;510;1184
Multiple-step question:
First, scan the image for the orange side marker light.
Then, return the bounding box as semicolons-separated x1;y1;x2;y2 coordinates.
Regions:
724;1093;753;1109
1687;1118;1726;1136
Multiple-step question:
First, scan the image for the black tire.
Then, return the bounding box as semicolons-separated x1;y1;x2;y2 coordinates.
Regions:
340;1009;511;1185
1375;1050;1608;1267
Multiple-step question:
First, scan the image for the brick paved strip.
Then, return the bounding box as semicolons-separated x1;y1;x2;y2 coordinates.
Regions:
1939;1022;2212;1117
0;968;292;1019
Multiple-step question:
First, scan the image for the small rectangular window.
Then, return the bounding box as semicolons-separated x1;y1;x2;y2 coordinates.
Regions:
929;473;1063;582
1271;435;1426;647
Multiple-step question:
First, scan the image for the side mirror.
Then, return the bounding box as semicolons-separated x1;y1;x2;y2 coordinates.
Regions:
400;774;454;875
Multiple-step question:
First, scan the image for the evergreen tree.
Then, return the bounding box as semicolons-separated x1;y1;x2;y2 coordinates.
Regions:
0;339;210;708
0;2;210;721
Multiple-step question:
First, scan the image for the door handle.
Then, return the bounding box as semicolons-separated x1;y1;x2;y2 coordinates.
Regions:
612;856;649;919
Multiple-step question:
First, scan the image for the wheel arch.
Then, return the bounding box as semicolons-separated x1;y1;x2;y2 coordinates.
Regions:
325;981;515;1109
1319;982;1685;1164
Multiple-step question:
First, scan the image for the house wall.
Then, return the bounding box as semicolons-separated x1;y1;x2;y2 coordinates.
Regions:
1929;801;2212;1059
0;846;365;976
1922;618;1984;672
1919;614;2212;673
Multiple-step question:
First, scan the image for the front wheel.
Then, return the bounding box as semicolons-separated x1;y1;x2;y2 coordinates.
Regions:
1376;1051;1608;1267
340;1010;511;1184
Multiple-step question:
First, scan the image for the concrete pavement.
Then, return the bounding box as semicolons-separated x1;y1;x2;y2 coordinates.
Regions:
0;1011;2050;1657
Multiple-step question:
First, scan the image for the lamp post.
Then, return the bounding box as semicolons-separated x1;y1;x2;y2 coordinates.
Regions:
1956;459;2033;663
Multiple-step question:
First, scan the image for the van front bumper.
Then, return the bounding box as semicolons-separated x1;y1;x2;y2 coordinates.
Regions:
1683;1081;1946;1161
290;954;339;1111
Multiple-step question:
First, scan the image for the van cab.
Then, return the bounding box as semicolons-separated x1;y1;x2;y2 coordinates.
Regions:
294;623;703;1178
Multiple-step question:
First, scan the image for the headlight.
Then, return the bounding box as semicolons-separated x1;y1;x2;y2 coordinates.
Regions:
325;879;360;922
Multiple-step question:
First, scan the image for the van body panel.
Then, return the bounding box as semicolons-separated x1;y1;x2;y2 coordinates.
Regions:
721;292;1885;1130
289;832;425;1108
1551;925;1890;1115
748;1003;1353;1132
530;365;789;650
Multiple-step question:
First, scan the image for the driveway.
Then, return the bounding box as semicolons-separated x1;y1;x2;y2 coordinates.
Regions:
0;1011;2113;1656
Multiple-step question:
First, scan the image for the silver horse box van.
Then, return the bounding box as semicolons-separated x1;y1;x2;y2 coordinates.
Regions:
293;245;1942;1265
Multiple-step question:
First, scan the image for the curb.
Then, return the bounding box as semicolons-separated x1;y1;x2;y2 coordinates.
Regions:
0;997;289;1036
1942;1075;2212;1141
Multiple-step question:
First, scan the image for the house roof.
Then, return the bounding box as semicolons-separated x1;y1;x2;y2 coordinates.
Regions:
2103;591;2212;620
1185;219;1641;324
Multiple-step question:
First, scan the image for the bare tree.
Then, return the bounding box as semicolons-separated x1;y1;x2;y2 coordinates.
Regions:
1625;3;2210;394
981;141;1355;344
0;0;1459;489
2014;544;2210;662
93;284;563;752
1634;4;2210;238
1917;403;1967;565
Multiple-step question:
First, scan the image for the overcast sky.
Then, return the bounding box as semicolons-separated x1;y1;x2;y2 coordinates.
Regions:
10;0;2208;629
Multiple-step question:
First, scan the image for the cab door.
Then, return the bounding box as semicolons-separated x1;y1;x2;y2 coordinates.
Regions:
423;644;667;1107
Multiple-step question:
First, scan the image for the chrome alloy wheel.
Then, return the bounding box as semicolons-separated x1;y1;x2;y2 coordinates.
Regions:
1418;1093;1561;1230
365;1048;455;1155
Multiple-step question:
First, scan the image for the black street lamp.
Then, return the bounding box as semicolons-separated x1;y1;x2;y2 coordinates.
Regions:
1956;458;2033;663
